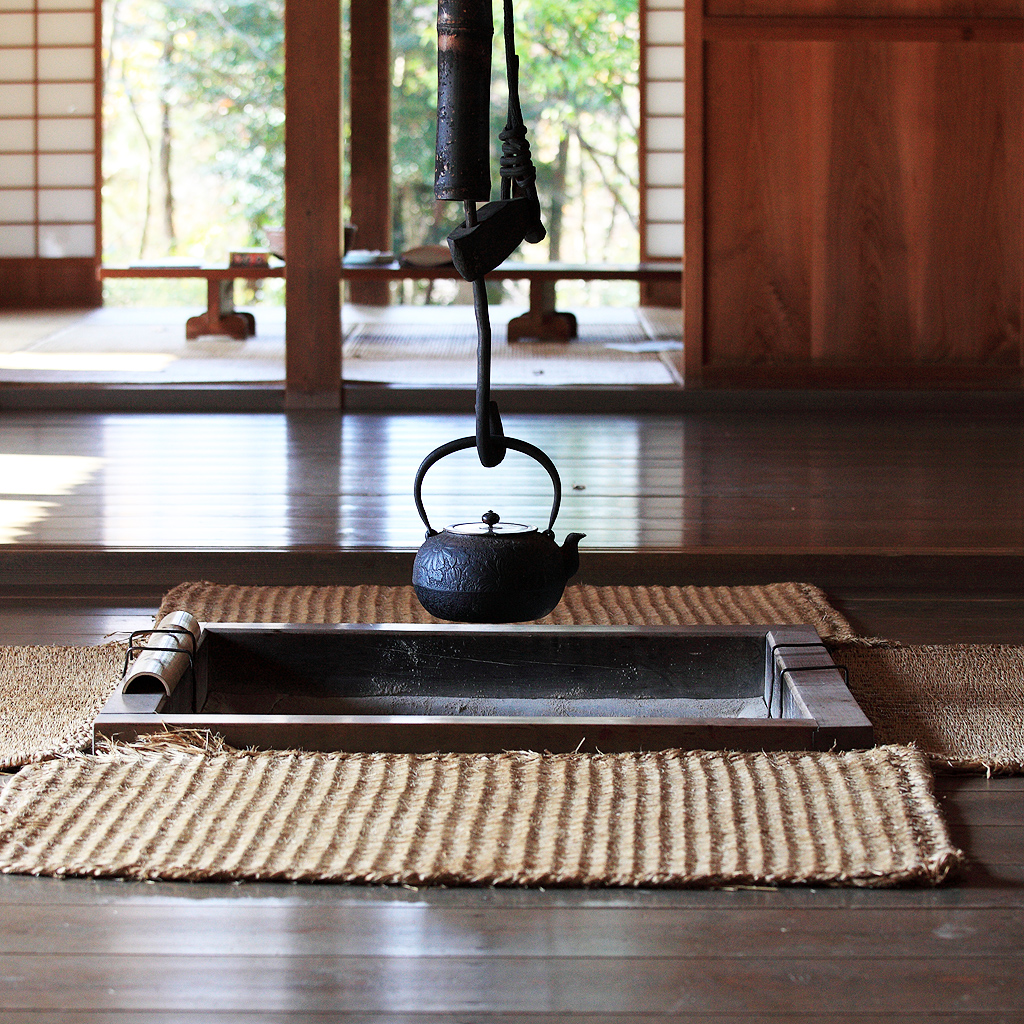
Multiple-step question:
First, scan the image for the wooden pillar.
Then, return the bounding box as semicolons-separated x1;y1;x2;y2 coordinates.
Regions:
347;0;392;306
285;0;342;408
682;0;705;385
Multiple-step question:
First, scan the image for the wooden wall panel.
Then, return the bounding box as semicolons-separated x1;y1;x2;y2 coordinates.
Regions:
904;44;1022;365
0;257;100;308
702;39;1022;380
816;41;917;365
704;42;817;365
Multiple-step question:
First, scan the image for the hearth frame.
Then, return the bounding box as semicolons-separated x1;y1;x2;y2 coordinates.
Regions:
94;623;873;753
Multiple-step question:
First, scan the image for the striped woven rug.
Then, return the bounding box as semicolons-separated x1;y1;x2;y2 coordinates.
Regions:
0;740;960;887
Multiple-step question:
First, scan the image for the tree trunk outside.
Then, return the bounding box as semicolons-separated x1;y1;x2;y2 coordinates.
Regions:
159;37;176;251
547;132;570;261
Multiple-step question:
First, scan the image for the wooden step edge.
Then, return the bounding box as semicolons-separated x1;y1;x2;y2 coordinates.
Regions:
3;547;1023;599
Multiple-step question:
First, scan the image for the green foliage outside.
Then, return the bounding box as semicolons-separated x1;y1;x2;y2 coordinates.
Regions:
103;0;285;302
102;0;638;307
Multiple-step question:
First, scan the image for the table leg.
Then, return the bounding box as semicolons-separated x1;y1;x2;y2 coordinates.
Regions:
506;279;577;343
185;278;254;340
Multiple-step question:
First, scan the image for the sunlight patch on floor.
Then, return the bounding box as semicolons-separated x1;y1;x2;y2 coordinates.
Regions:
0;353;177;372
0;500;57;542
0;454;105;495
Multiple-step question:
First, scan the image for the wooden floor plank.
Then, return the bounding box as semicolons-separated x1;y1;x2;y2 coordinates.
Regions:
947;826;1024;868
1;904;1021;958
833;597;1024;645
1;954;1022;1014
1;410;1023;553
0;605;154;645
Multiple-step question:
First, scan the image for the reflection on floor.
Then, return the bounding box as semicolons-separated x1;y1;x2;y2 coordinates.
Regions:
3;405;1022;556
0;304;683;386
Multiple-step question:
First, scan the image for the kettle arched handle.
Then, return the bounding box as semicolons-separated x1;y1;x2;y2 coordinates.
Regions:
413;435;562;536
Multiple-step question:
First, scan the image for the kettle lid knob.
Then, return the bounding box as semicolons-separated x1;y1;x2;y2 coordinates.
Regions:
481;510;500;530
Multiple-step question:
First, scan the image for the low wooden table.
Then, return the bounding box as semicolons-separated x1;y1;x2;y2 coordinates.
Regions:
100;260;683;342
342;260;684;341
99;265;286;340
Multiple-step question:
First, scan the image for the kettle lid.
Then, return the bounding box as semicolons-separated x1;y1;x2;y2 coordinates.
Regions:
446;511;535;536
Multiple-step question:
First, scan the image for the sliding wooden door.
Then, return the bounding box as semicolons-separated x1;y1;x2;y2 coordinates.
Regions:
685;3;1024;387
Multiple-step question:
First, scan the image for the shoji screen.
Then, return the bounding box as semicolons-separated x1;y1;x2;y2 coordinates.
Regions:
0;0;100;306
641;0;683;306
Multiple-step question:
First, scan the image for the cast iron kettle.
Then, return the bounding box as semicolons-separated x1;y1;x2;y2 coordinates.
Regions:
413;436;585;623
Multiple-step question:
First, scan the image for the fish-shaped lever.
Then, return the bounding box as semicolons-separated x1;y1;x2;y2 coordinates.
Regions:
447;196;543;281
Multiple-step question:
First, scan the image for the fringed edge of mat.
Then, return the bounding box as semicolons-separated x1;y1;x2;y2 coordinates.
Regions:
927;755;1024;776
90;730;1021;778
0;855;964;890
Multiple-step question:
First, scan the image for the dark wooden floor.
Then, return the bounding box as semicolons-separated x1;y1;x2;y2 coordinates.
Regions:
1;407;1022;1019
3;408;1023;551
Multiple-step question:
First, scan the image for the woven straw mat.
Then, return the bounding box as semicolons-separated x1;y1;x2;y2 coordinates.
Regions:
0;643;123;769
156;581;863;640
0;739;961;887
835;644;1024;773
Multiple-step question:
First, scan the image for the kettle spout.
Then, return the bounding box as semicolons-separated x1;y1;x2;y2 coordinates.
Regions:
560;532;585;581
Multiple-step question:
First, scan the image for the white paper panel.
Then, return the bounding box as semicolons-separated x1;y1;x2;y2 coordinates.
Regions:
0;223;35;256
646;222;683;259
645;115;683;150
0;153;34;185
38;12;93;45
38;151;94;187
38;47;94;81
39;222;94;257
0;0;36;8
37;117;94;151
0;83;34;116
38;0;94;8
647;187;684;220
0;49;34;81
646;0;683;8
38;187;94;221
0;188;33;220
648;10;684;45
38;82;94;116
646;45;683;80
646;81;683;117
646;151;683;187
0;12;33;44
0;118;33;150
